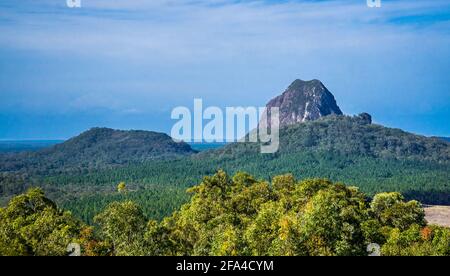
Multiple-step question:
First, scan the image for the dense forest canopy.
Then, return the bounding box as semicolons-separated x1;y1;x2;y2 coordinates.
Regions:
1;171;449;256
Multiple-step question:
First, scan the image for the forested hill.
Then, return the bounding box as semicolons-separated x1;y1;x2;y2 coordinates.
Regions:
204;114;450;163
0;128;196;174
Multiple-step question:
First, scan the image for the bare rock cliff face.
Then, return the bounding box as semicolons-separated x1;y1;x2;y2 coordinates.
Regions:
266;79;343;127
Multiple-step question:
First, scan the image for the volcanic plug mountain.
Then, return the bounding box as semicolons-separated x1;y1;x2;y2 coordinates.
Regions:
266;79;343;127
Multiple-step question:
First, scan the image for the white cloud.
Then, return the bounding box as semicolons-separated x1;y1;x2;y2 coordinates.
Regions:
0;0;448;63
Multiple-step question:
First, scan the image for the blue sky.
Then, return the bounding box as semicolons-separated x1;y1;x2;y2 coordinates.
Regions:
0;0;449;139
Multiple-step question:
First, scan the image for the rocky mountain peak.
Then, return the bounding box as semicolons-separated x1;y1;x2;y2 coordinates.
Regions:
266;79;343;127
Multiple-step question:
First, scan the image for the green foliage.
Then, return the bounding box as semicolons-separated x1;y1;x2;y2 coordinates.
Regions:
371;192;425;231
117;182;126;193
381;225;450;256
61;185;189;224
139;171;444;256
0;188;81;256
1;171;449;256
94;201;147;256
299;184;368;256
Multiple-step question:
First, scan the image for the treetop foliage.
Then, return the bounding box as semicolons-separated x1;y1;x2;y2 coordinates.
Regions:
1;171;449;256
